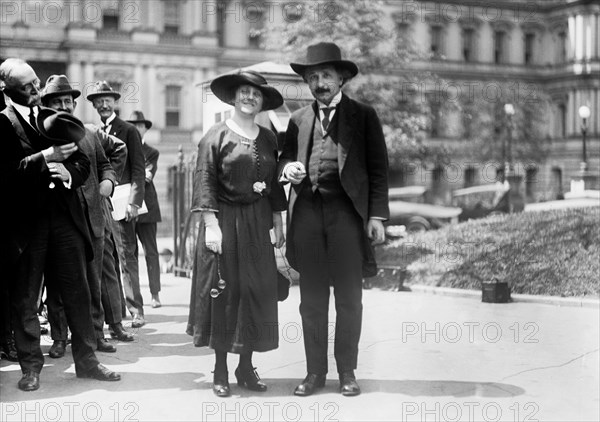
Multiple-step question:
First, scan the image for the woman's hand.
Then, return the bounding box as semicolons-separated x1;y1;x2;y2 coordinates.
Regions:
272;212;285;249
203;212;222;254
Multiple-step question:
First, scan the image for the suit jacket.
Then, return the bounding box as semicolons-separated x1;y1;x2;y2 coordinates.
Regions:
137;142;162;223
105;116;145;208
77;125;127;238
0;105;93;263
278;94;390;276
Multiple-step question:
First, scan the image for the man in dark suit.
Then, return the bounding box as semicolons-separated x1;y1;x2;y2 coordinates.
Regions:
279;43;389;397
88;81;147;328
127;111;163;308
41;75;133;358
0;58;120;391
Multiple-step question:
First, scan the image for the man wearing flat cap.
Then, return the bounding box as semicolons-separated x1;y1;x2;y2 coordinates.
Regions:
278;42;389;397
0;58;121;391
41;74;133;359
88;81;147;328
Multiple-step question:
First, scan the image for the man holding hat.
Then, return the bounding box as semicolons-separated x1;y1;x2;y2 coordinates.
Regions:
41;74;133;358
0;58;121;391
88;81;147;328
278;43;389;397
126;110;163;308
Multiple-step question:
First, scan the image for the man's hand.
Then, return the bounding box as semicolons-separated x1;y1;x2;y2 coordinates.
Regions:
42;143;78;163
99;180;113;198
125;204;139;222
283;162;307;185
47;163;71;183
367;218;386;245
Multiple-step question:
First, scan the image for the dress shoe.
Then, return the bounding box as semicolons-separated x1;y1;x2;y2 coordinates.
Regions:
1;337;19;362
151;294;161;308
76;364;121;381
294;373;326;397
212;370;231;397
235;366;267;392
48;340;66;359
97;338;117;353
131;314;146;328
339;371;361;396
18;371;40;391
109;323;134;342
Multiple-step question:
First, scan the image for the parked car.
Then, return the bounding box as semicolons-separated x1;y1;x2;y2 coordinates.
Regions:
451;182;509;221
386;186;462;233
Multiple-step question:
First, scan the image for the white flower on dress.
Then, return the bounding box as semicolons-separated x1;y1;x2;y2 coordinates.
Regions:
253;181;267;195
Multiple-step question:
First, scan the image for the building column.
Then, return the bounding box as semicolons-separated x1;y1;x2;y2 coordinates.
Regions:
147;66;159;128
83;61;96;124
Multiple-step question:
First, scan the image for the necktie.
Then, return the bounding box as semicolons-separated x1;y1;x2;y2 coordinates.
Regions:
321;107;335;131
101;124;108;133
29;106;36;129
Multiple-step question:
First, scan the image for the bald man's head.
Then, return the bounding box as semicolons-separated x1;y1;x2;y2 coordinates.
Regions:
0;58;41;106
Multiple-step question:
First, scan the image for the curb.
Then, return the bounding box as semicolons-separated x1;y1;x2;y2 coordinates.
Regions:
406;284;600;309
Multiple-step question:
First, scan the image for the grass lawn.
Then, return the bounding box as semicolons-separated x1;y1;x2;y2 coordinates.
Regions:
372;206;600;298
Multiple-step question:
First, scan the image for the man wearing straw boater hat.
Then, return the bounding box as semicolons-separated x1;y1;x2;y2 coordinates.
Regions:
279;42;389;397
126;110;163;309
88;81;147;329
41;74;133;359
0;58;121;391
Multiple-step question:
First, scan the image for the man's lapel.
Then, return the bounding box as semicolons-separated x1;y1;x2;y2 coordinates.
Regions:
298;103;317;167
337;94;356;173
6;105;34;150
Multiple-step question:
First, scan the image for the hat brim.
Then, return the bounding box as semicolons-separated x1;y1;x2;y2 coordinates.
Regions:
36;107;86;145
127;119;152;129
42;89;81;101
290;60;359;78
210;74;284;111
86;91;121;102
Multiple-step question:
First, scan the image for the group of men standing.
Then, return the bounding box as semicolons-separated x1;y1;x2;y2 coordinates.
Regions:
0;57;162;391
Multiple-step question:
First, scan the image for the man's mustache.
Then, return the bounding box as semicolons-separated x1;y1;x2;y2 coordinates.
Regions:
315;87;330;94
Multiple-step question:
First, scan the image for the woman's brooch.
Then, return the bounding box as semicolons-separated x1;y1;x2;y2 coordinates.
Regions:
253;181;267;196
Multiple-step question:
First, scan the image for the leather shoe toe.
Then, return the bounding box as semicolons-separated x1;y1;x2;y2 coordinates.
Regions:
18;371;40;391
97;338;117;353
77;364;121;382
339;371;361;396
109;323;134;342
131;314;146;328
48;340;66;359
294;373;326;397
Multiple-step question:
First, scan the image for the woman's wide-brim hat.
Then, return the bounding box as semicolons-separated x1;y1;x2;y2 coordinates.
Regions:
36;107;86;145
290;42;359;78
41;74;81;101
126;110;152;129
86;80;121;101
210;70;284;111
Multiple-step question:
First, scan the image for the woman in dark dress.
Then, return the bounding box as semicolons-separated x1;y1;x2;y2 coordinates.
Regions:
187;70;286;397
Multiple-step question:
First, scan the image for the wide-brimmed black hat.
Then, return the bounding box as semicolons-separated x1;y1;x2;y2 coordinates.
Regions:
86;80;121;101
290;42;359;78
36;107;86;145
41;74;81;101
126;110;152;129
210;70;284;111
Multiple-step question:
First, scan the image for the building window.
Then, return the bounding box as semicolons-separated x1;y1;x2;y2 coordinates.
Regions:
525;166;538;202
551;167;563;199
102;9;119;31
165;85;181;127
429;101;441;137
462;28;475;62
464;167;476;187
430;26;443;59
558;31;567;62
524;33;535;64
494;31;506;63
164;0;181;35
558;103;567;138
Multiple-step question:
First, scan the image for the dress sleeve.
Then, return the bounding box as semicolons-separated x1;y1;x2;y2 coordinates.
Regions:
191;125;222;213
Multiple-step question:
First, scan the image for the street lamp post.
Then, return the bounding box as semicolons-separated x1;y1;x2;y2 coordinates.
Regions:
504;103;515;178
579;105;591;172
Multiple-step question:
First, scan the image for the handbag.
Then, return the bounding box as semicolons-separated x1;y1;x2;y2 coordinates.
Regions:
277;249;293;302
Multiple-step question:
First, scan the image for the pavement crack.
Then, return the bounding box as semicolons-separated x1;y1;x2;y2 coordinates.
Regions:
500;348;599;381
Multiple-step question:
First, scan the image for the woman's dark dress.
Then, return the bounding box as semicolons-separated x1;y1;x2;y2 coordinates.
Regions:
186;122;287;353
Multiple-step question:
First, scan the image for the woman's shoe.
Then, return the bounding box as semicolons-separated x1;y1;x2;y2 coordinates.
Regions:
235;367;267;392
212;370;231;397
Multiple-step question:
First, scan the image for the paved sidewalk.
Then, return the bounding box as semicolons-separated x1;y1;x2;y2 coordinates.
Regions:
1;265;598;421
